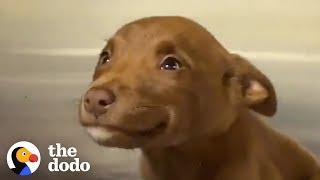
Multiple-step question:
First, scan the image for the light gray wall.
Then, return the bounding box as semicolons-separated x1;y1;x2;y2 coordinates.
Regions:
1;0;319;53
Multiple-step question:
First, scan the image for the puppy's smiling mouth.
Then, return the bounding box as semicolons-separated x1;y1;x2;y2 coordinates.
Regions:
85;121;167;145
103;121;167;137
83;104;171;146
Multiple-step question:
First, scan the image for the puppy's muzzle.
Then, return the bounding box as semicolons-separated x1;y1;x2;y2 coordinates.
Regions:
80;87;170;147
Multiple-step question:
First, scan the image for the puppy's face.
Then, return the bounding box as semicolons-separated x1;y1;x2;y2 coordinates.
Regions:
79;17;277;149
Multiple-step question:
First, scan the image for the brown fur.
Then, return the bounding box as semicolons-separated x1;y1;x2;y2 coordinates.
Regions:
79;16;320;180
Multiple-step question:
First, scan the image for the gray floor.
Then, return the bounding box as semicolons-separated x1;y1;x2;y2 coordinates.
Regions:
0;53;319;179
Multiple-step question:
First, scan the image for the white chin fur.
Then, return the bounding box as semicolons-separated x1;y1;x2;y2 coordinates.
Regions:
86;127;112;142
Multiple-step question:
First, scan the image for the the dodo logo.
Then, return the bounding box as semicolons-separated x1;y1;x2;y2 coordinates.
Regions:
7;141;41;176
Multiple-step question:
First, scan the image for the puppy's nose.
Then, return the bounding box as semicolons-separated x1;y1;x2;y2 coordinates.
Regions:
84;89;115;117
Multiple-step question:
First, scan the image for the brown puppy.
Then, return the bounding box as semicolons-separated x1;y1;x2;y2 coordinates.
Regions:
79;16;320;180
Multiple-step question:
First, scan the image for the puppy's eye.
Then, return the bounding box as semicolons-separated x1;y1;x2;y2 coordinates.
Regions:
160;55;182;71
100;52;111;65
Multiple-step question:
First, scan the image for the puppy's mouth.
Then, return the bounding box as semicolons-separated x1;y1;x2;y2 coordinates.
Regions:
85;121;167;148
104;121;167;137
87;120;167;140
82;105;170;147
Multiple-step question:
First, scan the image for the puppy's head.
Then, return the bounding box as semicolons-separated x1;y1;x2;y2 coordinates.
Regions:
79;16;277;149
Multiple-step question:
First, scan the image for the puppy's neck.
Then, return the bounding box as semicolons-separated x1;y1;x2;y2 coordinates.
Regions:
141;111;256;178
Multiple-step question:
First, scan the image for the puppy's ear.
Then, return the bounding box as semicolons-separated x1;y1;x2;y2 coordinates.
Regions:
226;54;277;116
